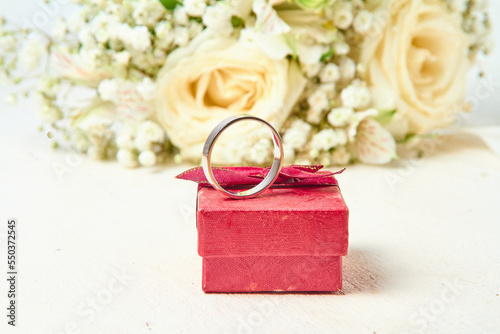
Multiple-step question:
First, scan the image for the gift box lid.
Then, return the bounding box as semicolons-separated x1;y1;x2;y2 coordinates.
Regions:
177;165;349;258
196;185;348;257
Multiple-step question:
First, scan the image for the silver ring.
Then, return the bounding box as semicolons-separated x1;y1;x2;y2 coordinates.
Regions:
202;115;284;199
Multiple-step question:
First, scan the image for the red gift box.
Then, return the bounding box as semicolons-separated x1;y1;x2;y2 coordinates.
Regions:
177;165;349;293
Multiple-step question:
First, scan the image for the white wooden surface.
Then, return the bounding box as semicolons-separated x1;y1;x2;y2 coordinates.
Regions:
1;2;500;333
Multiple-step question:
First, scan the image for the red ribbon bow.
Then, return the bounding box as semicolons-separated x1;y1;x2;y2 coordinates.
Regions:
176;165;344;187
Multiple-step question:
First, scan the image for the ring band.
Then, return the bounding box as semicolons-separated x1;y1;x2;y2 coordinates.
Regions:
201;115;284;199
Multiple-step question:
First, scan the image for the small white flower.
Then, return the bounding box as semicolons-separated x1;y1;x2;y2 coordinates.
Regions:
80;48;103;71
321;82;337;98
97;79;118;101
129;26;151;51
331;146;351;165
137;77;156;101
137;120;165;143
173;6;189;25
38;104;63;123
248;138;272;164
106;4;129;21
339;58;356;80
334;42;350;56
117;149;139;168
116;123;137;150
351;118;396;164
78;27;96;46
116;134;135;150
307;89;330;113
174;26;190;47
202;4;233;35
302;62;322;78
19;37;47;71
284;119;311;149
353;10;373;34
187;21;204;38
72;131;91;153
319;63;341;83
113;51;131;66
0;35;16;52
155;21;173;39
53;18;68;40
341;80;371;109
346;108;378;141
138;150;157;167
68;14;85;34
311;128;347;151
223;139;249;164
333;2;353;30
155;21;175;48
328;107;354;127
184;0;207;17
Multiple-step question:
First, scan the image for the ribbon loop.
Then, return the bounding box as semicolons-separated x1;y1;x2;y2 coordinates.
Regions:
176;165;344;187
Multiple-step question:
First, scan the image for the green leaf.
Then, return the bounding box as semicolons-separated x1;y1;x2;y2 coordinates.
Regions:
320;49;335;62
231;16;244;29
374;109;396;126
158;0;178;10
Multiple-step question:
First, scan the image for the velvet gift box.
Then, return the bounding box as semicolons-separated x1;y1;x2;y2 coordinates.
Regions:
177;165;349;293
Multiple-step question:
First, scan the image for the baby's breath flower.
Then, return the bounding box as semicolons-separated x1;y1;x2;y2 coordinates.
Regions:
331;146;351;165
248;138;272;164
341;80;371;109
353;10;373;34
129;26;151;52
138;150;157;167
113;51;131;66
302;62;322;78
202;4;233;35
19;37;47;71
319;63;341;83
284;119;312;149
339;58;356;80
328;107;354;127
311;128;348;151
98;79;118;101
307;89;329;115
173;26;190;46
173;6;189;25
184;0;207;17
332;2;353;30
117;148;139;168
334;42;350;56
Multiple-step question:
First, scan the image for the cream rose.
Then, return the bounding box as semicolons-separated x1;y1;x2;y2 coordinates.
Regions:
361;0;471;135
155;30;307;163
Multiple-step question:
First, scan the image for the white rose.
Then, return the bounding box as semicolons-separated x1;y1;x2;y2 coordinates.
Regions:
361;0;471;134
155;30;307;163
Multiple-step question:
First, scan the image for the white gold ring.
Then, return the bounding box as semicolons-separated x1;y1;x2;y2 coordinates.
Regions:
201;115;284;199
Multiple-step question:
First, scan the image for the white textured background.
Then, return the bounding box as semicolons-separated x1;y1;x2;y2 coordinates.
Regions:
1;2;500;334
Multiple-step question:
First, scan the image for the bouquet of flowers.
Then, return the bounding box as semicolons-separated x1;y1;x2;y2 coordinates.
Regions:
0;0;491;167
